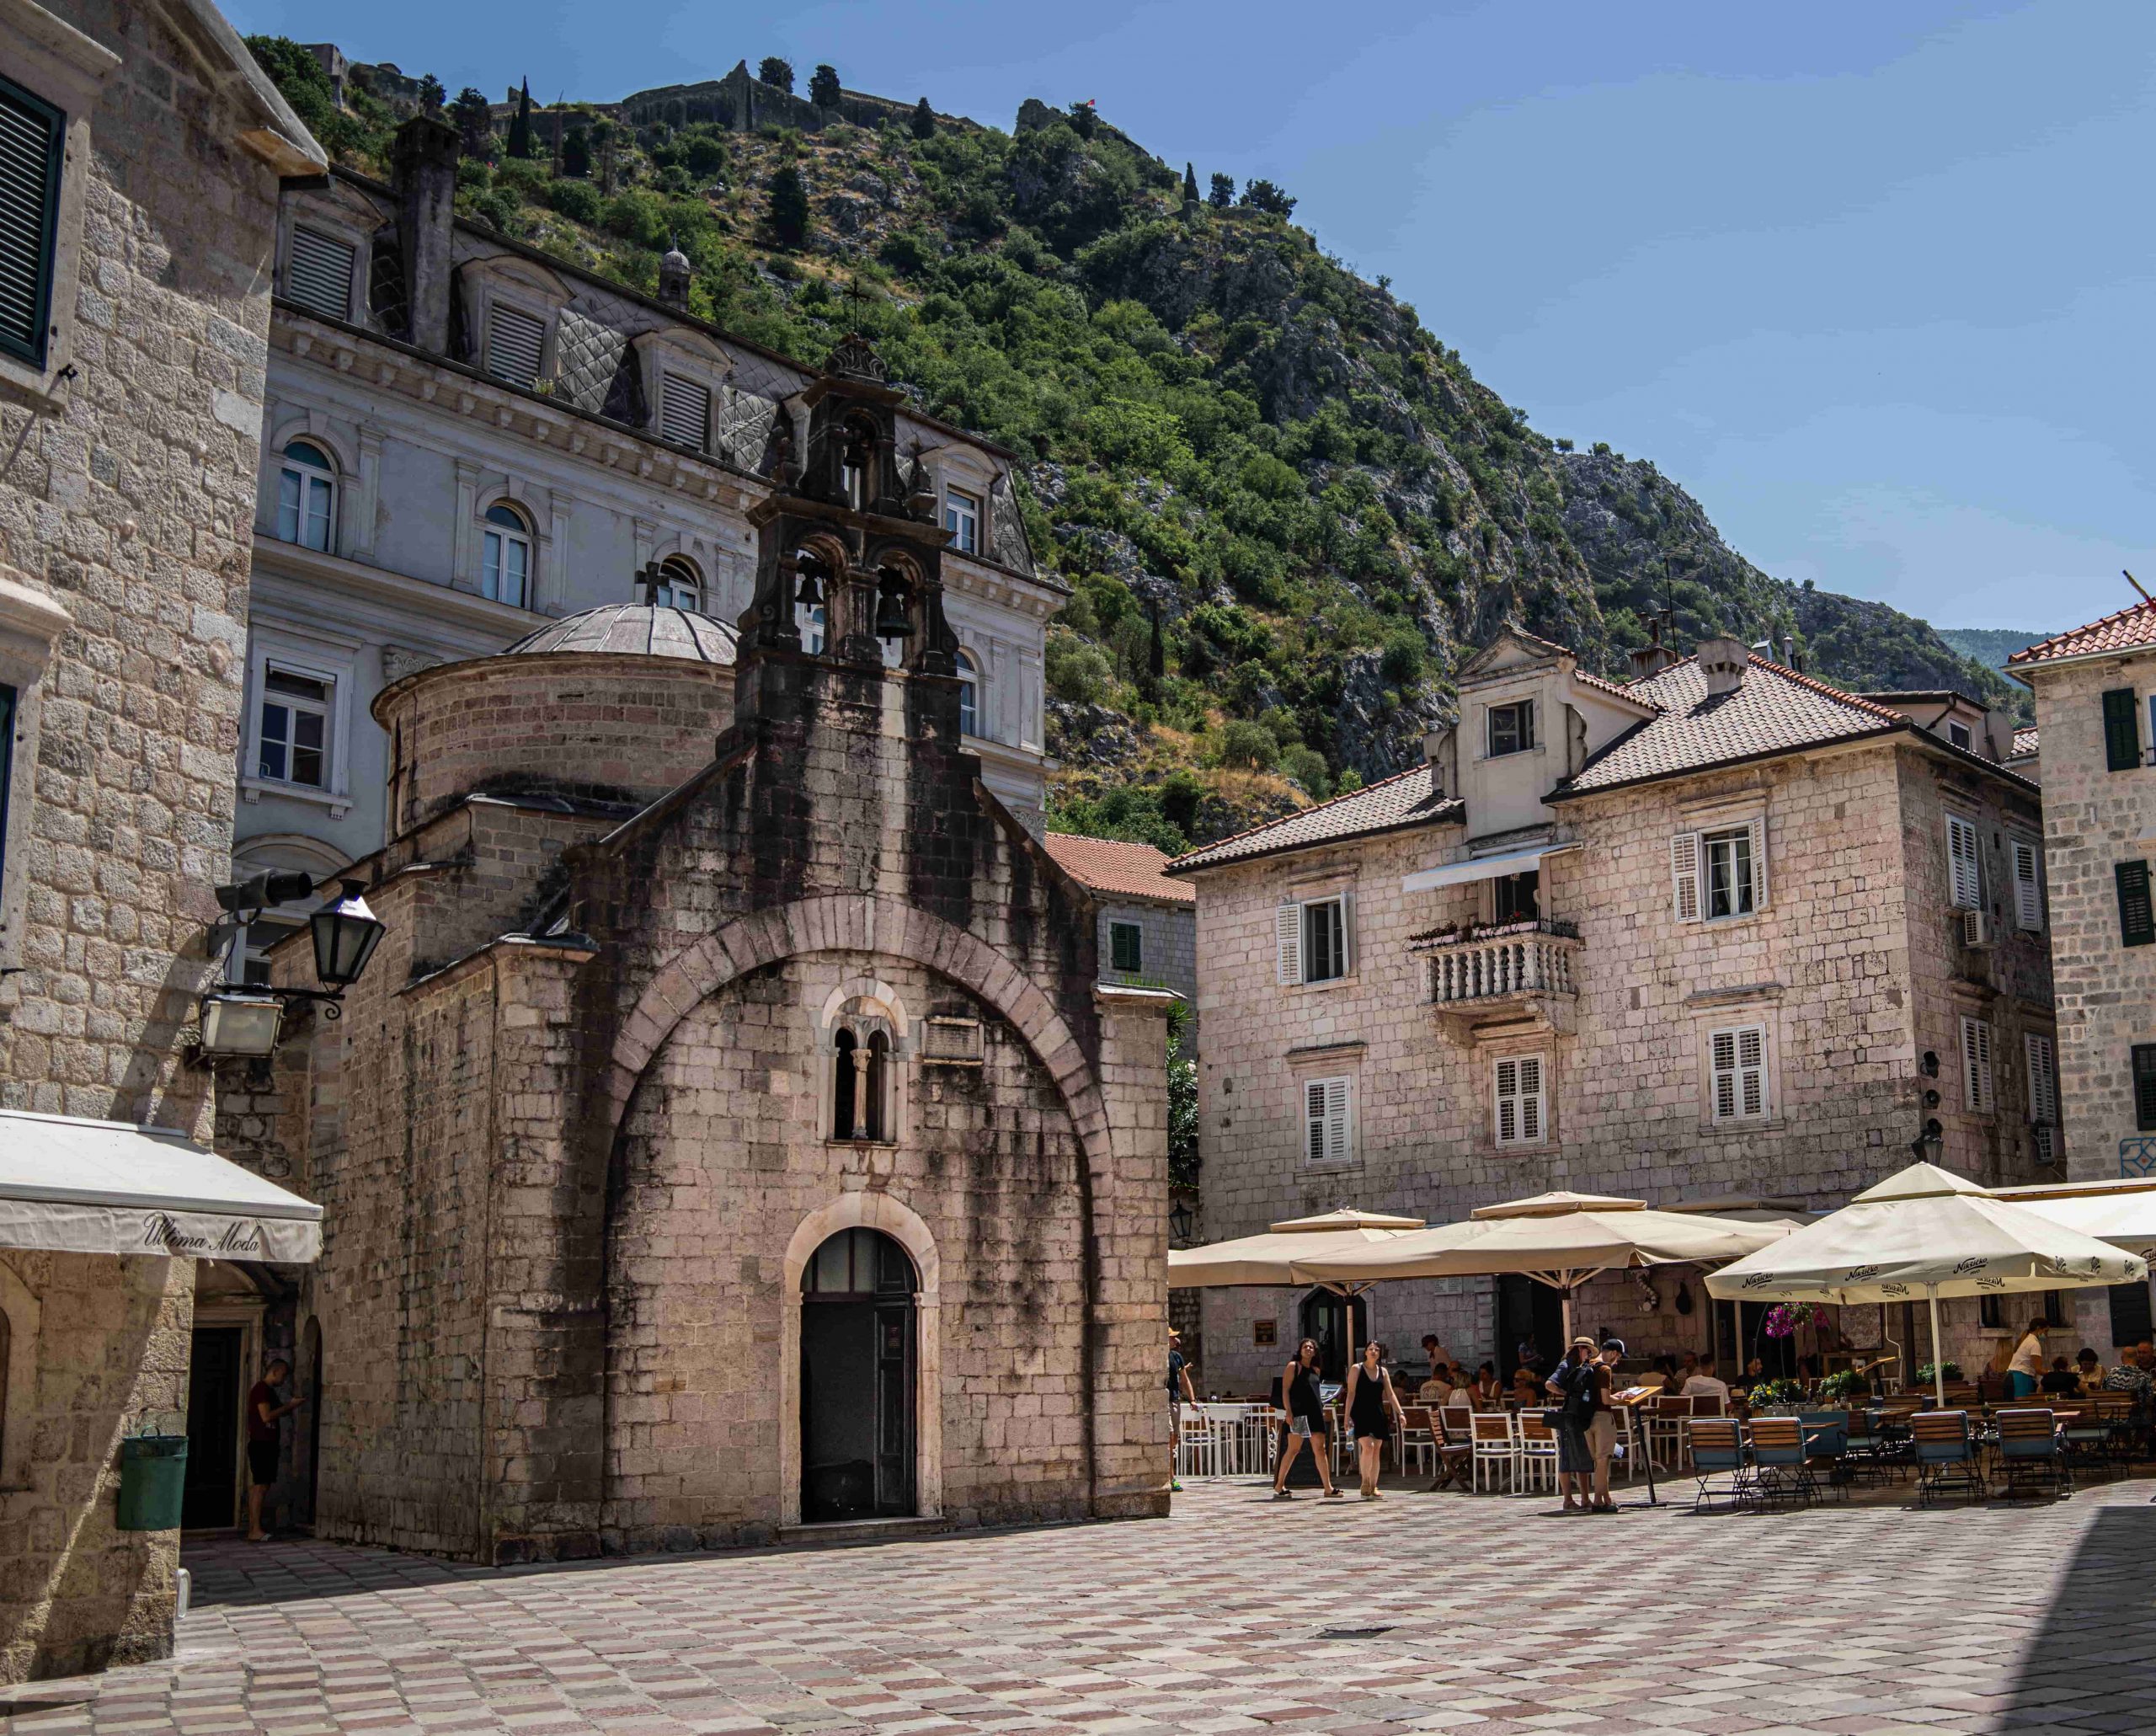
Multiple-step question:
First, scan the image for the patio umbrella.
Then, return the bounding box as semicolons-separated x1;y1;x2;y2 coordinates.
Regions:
1703;1162;2148;1407
1991;1178;2156;1262
1167;1207;1428;1365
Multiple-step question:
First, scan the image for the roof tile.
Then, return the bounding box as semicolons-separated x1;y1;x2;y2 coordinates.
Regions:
1169;764;1462;874
1041;834;1195;905
2007;600;2156;668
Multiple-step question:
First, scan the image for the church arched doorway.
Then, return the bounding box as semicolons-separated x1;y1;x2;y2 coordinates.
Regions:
800;1226;917;1522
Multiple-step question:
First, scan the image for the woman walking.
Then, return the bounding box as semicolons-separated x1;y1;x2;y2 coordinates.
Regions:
1271;1338;1343;1500
1343;1340;1402;1500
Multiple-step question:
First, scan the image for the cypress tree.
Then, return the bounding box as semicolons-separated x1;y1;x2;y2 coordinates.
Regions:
1182;163;1198;204
910;96;935;140
768;164;810;248
808;64;842;109
507;78;533;158
758;56;794;93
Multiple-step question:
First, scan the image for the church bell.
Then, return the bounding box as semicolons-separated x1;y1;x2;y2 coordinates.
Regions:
873;575;914;640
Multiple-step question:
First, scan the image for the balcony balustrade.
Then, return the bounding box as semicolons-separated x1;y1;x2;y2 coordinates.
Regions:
1412;919;1581;1026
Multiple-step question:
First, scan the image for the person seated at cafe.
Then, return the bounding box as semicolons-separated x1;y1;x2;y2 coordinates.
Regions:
1509;1364;1543;1406
1681;1356;1732;1404
1677;1350;1701;1386
2077;1347;2106;1394
1730;1356;1769;1397
2040;1354;2083;1397
1417;1359;1455;1406
1457;1362;1501;1408
1649;1354;1681;1392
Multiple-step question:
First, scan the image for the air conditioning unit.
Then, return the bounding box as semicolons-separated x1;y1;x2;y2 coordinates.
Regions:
1961;908;1993;948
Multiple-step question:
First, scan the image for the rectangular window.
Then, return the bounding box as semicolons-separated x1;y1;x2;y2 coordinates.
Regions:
2012;837;2044;932
1303;1076;1351;1166
286;225;355;322
1947;719;1972;751
2105;687;2143;772
1492;869;1539;924
2025;1032;2058;1162
1702;825;1756;921
659;374;711;451
1486;700;1534;757
1493;1055;1546;1148
257;667;330;788
944;488;980;554
1302;896;1348;983
1945;813;1983;911
0;76;65;370
1109;921;1142;974
1982;1290;2066;1330
2136;1044;2156;1133
1961;1015;1995;1115
2119;859;2154;948
275;462;334;552
1709;1024;1768;1123
2111;1277;2155;1347
484;302;547;387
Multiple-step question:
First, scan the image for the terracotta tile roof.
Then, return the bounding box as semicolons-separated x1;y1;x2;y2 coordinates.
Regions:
1041;833;1194;905
1555;655;1905;796
2012;725;2040;758
2008;600;2156;669
1168;763;1463;874
1574;666;1655;705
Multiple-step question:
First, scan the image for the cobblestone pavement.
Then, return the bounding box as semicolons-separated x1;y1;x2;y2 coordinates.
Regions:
9;1477;2156;1735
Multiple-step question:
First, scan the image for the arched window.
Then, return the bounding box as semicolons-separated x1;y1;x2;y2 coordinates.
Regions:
955;650;979;738
654;554;702;612
839;416;877;509
481;501;532;608
828;1001;899;1144
865;1030;889;1142
832;1028;857;1140
793;552;829;654
275;440;336;552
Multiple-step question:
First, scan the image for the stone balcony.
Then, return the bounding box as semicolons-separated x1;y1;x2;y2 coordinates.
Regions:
1411;919;1582;1032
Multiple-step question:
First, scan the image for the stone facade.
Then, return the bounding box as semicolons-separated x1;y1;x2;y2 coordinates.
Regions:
1179;633;2057;1396
0;0;322;1685
240;345;1168;1565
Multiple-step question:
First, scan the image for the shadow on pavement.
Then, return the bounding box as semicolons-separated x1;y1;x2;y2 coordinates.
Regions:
2001;1502;2156;1722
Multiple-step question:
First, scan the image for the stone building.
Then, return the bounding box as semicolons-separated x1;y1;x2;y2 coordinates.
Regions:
2008;601;2156;1343
243;339;1170;1562
0;0;326;1685
1041;834;1198;1044
1171;630;2060;1391
237;119;1057;969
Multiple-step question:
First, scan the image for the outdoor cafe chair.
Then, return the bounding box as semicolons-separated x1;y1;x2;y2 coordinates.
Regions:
2053;1403;2107;1476
1397;1405;1437;1479
1439;1402;1473;1442
1994;1407;2072;1501
1177;1407;1220;1480
1428;1409;1476;1490
1470;1412;1518;1494
1688;1417;1752;1514
1514;1412;1560;1494
1746;1416;1818;1509
2093;1393;2140;1464
1912;1409;1984;1507
1795;1409;1850;1500
1644;1394;1693;1472
1841;1406;1897;1484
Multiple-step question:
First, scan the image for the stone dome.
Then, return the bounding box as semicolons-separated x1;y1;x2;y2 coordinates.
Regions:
503;601;737;664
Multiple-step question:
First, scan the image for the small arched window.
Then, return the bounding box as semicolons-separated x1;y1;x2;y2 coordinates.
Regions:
955;650;980;738
832;1028;857;1140
794;553;829;654
654;554;702;613
482;501;533;609
829;1005;899;1144
839;417;877;509
865;1031;889;1142
276;440;336;552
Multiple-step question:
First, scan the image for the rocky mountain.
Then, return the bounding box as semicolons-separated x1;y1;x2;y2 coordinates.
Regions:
1938;627;2052;673
249;43;2020;849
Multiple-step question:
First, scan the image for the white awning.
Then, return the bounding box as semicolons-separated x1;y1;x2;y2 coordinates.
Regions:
1401;841;1572;894
0;1109;321;1263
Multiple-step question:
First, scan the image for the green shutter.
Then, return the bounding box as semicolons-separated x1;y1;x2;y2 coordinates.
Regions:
0;76;62;370
2105;687;2143;772
2121;860;2155;947
2136;1045;2156;1132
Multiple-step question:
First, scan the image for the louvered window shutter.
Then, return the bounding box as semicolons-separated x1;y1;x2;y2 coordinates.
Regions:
1305;1081;1326;1163
485;303;546;387
1962;1016;1994;1114
1947;815;1983;910
1338;890;1356;975
2025;1034;2057;1125
2013;840;2043;930
1710;1029;1737;1121
1747;816;1769;911
2105;688;2143;772
1670;832;1700;923
660;374;711;451
0;78;64;369
2117;859;2154;948
1494;1059;1518;1146
1737;1027;1765;1119
1275;903;1303;986
1518;1056;1542;1143
2135;1045;2156;1133
287;226;355;321
1324;1078;1350;1164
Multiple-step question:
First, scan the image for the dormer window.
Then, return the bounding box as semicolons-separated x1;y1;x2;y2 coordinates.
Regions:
653;554;701;612
286;225;356;322
1486;700;1534;757
944;487;980;554
1947;720;1972;751
484;302;547;389
659;374;711;452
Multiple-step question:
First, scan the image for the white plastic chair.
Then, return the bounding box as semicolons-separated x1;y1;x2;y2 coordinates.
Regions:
1177;1407;1219;1479
1470;1412;1517;1493
1397;1405;1436;1478
1516;1412;1560;1493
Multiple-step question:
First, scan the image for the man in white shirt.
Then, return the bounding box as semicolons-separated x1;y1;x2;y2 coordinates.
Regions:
1680;1356;1732;1405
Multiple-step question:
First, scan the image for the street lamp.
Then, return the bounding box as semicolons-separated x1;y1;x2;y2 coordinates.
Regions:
195;878;387;1060
1168;1197;1196;1247
1908;1117;1945;1164
310;881;386;989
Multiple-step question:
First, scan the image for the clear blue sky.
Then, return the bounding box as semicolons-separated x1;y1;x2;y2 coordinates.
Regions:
226;0;2155;635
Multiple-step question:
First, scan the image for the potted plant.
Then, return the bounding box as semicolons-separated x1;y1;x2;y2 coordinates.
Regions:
1817;1369;1869;1406
1745;1375;1806;1414
1915;1360;1963;1387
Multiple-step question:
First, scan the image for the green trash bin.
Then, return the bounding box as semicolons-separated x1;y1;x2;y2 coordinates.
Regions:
115;1434;189;1530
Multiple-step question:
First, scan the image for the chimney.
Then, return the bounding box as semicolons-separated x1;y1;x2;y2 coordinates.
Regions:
1781;635;1800;672
1626;615;1678;681
1697;635;1748;697
392;115;461;355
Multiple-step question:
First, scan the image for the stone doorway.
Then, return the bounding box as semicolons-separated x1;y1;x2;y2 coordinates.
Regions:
799;1227;917;1523
184;1326;243;1529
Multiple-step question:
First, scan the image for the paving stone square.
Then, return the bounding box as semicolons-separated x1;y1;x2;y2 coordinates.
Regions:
8;1477;2155;1735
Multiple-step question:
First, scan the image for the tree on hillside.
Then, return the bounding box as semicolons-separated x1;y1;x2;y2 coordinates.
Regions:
767;164;810;248
1207;172;1234;209
809;63;842;108
758;56;794;93
1068;99;1097;138
1240;178;1296;217
910;96;935;140
417;72;445;112
1182;163;1198;204
507;78;533;158
561;127;591;178
450;87;493;158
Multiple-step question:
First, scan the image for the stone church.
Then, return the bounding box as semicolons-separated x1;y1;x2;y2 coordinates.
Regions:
253;339;1171;1559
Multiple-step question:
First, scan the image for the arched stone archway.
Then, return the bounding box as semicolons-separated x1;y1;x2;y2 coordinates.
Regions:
778;1192;942;1526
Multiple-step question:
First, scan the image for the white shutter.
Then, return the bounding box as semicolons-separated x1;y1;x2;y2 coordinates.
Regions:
1338;889;1356;975
1518;1056;1543;1143
1962;1015;1994;1114
2013;839;2043;930
1946;815;1983;910
1747;816;1769;911
287;225;355;321
1494;1059;1518;1146
1324;1077;1350;1165
2025;1032;2057;1125
660;373;711;450
1710;1029;1737;1121
1737;1027;1765;1119
1671;832;1700;923
1275;903;1303;986
486;303;547;387
1305;1081;1326;1164
1494;1056;1545;1147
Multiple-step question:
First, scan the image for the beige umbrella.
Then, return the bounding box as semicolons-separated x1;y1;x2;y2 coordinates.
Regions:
1168;1208;1427;1370
1705;1162;2148;1406
1992;1178;2156;1261
1287;1190;1794;1341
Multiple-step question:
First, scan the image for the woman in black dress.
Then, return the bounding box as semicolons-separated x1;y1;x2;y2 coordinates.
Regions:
1343;1339;1402;1500
1270;1338;1342;1500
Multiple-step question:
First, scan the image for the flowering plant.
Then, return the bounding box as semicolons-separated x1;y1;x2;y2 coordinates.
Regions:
1762;1301;1817;1338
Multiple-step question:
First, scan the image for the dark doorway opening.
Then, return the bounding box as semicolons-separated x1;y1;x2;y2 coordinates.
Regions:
801;1227;916;1523
300;1317;323;1529
1738;1302;1799;1378
184;1326;243;1530
1297;1289;1368;1383
1495;1276;1565;1381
